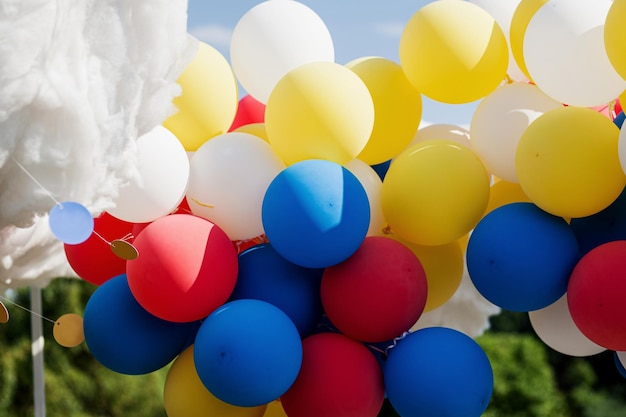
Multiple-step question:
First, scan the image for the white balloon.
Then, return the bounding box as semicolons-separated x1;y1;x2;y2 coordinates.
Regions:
410;123;471;149
412;265;501;339
187;132;286;241
230;0;335;104
469;0;527;81
108;126;189;223
524;0;626;107
470;82;561;182
529;293;606;357
344;159;385;236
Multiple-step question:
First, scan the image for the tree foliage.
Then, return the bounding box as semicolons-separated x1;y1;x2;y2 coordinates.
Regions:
0;278;168;417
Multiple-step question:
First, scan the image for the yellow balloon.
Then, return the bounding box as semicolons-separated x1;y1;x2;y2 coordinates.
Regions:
484;179;531;216
263;399;288;417
509;0;548;80
381;140;491;246
265;61;374;165
516;106;626;218
346;57;422;165
164;345;267;417
163;42;239;151
399;0;508;104
234;123;269;142
388;233;464;312
605;0;626;80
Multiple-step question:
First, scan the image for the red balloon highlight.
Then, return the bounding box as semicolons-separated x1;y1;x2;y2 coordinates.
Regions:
568;240;626;351
64;212;134;286
321;236;428;342
229;94;266;131
126;214;238;323
281;332;385;417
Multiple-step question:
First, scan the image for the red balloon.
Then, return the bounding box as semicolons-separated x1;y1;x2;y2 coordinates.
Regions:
281;332;384;417
126;214;238;323
64;212;134;285
321;236;428;342
229;94;266;131
568;240;626;351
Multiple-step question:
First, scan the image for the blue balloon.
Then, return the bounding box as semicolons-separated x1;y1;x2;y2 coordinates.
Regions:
614;352;626;379
230;243;324;337
466;202;580;312
194;299;303;407
614;111;625;128
48;201;94;244
83;274;198;375
371;159;391;181
262;159;370;268
570;186;626;255
384;327;493;417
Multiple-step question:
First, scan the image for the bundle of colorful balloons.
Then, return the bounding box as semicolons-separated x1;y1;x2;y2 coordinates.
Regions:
50;0;626;416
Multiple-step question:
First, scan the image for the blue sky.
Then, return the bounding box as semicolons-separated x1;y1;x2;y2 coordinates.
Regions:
186;0;480;127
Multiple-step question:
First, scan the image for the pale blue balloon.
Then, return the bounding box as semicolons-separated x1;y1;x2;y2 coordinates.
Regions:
48;201;94;244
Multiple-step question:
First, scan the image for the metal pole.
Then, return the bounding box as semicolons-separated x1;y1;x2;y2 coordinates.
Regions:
30;286;46;417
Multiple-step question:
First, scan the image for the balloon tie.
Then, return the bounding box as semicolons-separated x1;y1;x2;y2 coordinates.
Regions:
0;294;56;324
504;74;514;84
11;157;63;208
609;100;617;120
384;331;411;357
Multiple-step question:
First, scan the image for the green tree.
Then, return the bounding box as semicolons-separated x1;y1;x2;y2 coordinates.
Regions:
0;278;168;417
478;332;568;417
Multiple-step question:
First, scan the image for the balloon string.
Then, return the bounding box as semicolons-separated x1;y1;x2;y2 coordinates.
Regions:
189;197;214;208
383;331;411;357
0;294;56;324
11;157;62;208
92;230;111;245
120;233;134;242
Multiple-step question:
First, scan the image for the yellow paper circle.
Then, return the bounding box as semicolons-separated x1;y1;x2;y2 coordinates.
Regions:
399;0;508;104
381;140;491;246
163;42;239;151
110;240;139;260
346;57;422;165
164;345;267;417
509;0;548;80
605;0;626;80
53;313;84;348
265;61;374;165
389;234;464;312
516;106;626;218
0;301;8;324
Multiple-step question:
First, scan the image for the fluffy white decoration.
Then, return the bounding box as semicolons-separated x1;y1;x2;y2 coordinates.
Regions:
412;265;501;338
0;0;196;289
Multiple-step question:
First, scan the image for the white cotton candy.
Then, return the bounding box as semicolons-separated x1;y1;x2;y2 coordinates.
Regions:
0;0;195;289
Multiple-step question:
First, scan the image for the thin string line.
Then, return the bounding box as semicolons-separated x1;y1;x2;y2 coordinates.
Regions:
92;230;111;245
11;157;62;207
0;294;56;324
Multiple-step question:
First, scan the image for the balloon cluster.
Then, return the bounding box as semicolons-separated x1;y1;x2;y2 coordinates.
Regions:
54;0;626;416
